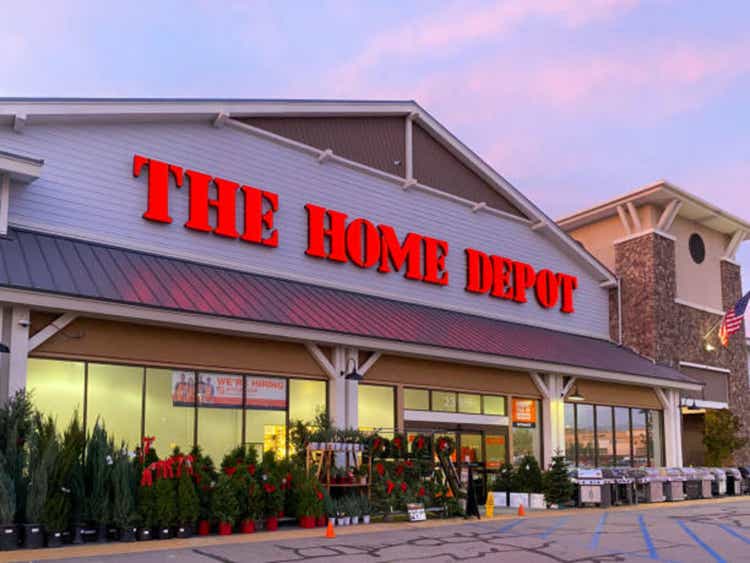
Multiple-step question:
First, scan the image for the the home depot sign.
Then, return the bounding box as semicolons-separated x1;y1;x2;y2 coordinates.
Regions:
133;154;578;313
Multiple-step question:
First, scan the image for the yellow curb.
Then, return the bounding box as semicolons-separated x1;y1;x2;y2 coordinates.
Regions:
2;496;749;561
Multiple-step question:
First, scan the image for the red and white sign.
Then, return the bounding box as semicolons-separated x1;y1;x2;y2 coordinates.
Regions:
245;376;287;410
196;373;243;408
512;398;537;428
134;154;579;314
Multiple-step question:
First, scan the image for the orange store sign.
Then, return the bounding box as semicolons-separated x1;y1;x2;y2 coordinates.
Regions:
133;154;579;313
512;399;537;428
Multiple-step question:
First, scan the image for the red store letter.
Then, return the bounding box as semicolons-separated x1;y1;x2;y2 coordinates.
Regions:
305;204;348;262
378;226;423;281
423;237;449;286
465;248;492;294
183;172;240;239
534;269;560;309
513;261;536;303
346;218;381;268
557;273;578;313
241;186;279;247
490;255;515;300
133;154;184;224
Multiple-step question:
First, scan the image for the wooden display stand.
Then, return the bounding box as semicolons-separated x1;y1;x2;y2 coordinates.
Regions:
306;443;371;497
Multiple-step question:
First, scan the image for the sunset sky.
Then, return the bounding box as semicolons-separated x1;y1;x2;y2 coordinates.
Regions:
3;0;750;288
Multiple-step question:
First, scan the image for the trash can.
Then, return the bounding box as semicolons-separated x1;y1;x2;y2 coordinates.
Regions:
631;468;666;503
573;469;612;508
709;468;727;496
662;468;685;502
724;468;743;496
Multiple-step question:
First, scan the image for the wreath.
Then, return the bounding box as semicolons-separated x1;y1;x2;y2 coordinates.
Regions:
390;433;407;458
435;435;455;457
368;434;389;458
411;434;431;457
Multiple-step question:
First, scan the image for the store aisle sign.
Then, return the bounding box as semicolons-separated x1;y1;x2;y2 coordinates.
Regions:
134;154;578;313
512;399;537;428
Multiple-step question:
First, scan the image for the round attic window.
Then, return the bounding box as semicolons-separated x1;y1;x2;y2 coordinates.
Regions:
689;233;705;264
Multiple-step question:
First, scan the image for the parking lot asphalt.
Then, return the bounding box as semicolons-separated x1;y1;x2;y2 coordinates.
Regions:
8;497;750;563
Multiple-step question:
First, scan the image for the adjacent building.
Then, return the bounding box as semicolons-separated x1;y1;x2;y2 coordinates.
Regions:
559;183;750;465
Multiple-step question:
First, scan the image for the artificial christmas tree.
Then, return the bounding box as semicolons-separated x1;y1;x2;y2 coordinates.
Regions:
543;454;574;508
211;475;239;535
176;470;199;538
154;475;177;539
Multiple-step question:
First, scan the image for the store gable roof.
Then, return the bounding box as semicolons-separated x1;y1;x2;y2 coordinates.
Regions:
0;227;697;390
0;97;616;286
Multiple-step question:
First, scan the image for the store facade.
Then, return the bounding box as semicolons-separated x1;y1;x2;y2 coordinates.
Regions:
0;99;700;471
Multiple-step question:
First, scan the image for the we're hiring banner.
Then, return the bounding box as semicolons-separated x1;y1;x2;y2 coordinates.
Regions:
171;372;287;410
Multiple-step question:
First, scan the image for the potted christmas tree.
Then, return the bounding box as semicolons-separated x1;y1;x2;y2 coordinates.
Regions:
512;455;544;510
0;463;17;550
191;446;215;536
24;416;57;549
176;470;199;538
84;421;112;543
543;453;574;509
136;475;156;541
154;472;177;539
211;474;239;536
110;449;137;542
295;475;318;529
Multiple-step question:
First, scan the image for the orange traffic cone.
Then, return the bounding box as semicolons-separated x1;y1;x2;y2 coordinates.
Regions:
325;520;336;539
518;504;526;517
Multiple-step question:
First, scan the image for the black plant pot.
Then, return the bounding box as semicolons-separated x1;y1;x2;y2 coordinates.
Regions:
70;524;84;545
95;524;108;543
22;524;44;549
176;525;192;539
80;525;98;543
0;525;18;551
157;527;171;540
107;526;119;541
45;530;64;548
137;527;152;541
119;527;137;542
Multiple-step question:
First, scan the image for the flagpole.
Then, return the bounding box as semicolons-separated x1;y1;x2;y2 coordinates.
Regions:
702;315;724;341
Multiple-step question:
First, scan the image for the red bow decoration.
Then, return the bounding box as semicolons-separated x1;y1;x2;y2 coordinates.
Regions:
141;436;155;464
316;490;324;501
386;480;395;495
248;464;256;476
263;483;276;494
373;438;381;452
140;467;153;487
400;482;407;493
393;437;402;449
416;436;425;450
223;466;238;477
375;462;385;476
418;486;426;497
395;464;404;476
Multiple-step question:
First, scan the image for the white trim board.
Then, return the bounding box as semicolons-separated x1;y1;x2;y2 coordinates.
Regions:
678;361;731;374
680;398;728;410
404;410;509;427
674;299;724;317
0;286;702;392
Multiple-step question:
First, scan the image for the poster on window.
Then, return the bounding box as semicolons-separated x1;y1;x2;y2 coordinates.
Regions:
512;399;537;428
245;376;287;410
171;371;196;406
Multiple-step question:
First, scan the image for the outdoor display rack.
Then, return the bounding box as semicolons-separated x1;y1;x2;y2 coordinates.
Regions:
661;468;686;502
306;443;371;498
723;468;743;496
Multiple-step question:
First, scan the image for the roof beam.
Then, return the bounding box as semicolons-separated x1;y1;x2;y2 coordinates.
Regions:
616;205;632;235
530;372;550;399
28;312;78;352
305;343;337;380
359;351;382;375
656;198;682;232
471;201;486;213
402;178;417;191
626;202;642;232
724;229;746;261
213;112;229;128
317;148;333;164
561;376;577;397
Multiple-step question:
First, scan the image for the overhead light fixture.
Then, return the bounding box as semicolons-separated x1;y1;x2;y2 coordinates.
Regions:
342;357;363;381
568;386;585;402
0;343;8;353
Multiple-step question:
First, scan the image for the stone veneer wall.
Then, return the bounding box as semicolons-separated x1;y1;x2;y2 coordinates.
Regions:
614;232;750;464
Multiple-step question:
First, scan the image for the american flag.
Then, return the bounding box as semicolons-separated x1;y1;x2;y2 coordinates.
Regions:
719;290;750;347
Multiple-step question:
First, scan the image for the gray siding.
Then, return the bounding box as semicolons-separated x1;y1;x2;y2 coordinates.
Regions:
0;120;610;337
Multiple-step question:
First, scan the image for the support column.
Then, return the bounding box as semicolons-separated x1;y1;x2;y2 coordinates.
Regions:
328;347;347;428
0;306;29;399
548;374;565;464
659;388;683;467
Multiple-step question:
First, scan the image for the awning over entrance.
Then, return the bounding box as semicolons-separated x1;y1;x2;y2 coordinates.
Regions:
0;228;697;388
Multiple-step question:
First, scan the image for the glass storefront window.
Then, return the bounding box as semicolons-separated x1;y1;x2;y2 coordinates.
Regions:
458;393;481;414
197;373;243;461
27;359;85;432
145;368;195;454
564;403;576;465
358;384;394;433
632;409;648;466
460;433;483;462
576;404;595;467
484;434;506;469
288;379;326;423
404;388;429;410
87;363;143;449
246;410;286;458
483;395;505;416
648;410;664;467
595;406;614;467
614;407;631;467
432;391;457;412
